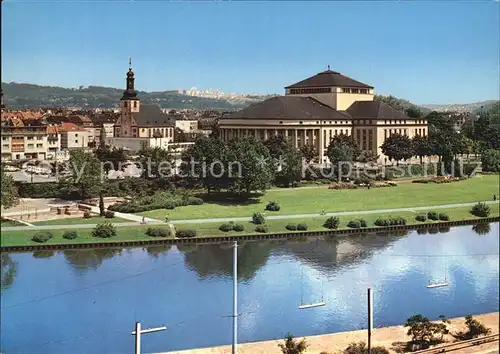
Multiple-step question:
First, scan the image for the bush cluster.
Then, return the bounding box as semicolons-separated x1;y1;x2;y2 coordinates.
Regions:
438;213;450;221
252;212;266;225
323;216;340;229
374;217;407;227
471;202;490;217
297;223;308;231
92;222;116;238
104;210;115;219
255;225;268;233
415;214;427;222
83;211;92;219
265;201;280;211
32;231;53;243
218;222;244;232
108;192;204;213
286;223;297;231
176;229;197;238
145;227;170;237
347;219;367;228
427;211;439;220
62;231;78;240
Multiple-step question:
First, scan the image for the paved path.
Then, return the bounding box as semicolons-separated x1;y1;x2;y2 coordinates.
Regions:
78;203;162;224
1;201;498;231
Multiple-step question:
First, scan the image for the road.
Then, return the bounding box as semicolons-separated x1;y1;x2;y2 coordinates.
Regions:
1;200;498;231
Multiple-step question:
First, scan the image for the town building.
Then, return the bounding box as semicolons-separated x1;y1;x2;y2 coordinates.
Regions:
218;68;428;164
59;122;93;150
109;60;175;151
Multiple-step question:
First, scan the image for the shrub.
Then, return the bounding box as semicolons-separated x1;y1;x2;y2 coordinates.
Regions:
104;210;115;219
62;231;78;240
415;214;427;222
176;229;197;238
187;197;204;205
255;225;268;233
344;341;389;354
233;224;244;232
323;216;340;229
390;216;407;225
219;223;233;232
265;201;281;212
438;213;449;221
92;222;116;238
297;223;308;231
286;223;298;231
464;315;491;338
374;218;390;227
427;211;439;220
32;231;53;243
471;202;490;217
347;220;362;229
83;210;92;219
252;212;266;225
145;227;170;237
278;333;308;354
359;219;367;227
164;201;177;210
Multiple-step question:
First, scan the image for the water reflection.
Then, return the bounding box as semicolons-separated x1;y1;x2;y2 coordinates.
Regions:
62;248;123;274
1;254;17;290
473;222;491;235
145;245;172;258
32;250;55;259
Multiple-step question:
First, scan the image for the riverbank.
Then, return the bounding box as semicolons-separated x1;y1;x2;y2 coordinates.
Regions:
1;216;499;251
162;312;499;354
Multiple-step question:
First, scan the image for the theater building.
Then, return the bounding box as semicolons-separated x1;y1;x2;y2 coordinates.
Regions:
218;68;428;164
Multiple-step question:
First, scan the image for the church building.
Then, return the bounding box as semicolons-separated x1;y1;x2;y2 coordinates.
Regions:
111;60;175;151
218;68;428;164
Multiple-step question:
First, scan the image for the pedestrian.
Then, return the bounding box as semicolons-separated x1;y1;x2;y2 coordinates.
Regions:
494;195;497;201
165;214;169;222
141;216;145;224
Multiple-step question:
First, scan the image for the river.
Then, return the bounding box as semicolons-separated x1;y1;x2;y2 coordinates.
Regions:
1;223;499;354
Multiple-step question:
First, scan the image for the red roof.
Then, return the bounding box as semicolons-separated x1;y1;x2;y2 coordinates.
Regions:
59;122;86;132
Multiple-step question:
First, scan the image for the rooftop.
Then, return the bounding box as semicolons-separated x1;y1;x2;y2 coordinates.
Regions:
285;69;374;89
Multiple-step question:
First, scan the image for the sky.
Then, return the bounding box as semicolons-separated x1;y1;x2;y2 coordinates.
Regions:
1;0;499;104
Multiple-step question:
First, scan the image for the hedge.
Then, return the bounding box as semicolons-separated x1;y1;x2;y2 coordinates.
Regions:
145;228;170;237
255;225;268;233
176;229;197;238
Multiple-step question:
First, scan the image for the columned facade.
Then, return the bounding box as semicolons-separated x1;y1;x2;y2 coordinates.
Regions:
218;69;428;164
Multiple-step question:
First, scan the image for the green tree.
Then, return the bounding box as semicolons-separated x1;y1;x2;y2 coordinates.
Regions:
264;135;303;187
404;314;448;345
226;137;274;195
326;133;360;176
0;165;19;209
405;107;423;118
138;146;173;179
67;149;103;199
380;133;414;164
300;144;318;164
278;333;308;354
95;146;127;173
411;135;432;164
464;315;491;338
181;136;228;194
481;149;500;172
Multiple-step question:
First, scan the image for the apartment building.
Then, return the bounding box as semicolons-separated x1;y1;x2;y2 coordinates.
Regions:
59;122;93;150
1;119;50;161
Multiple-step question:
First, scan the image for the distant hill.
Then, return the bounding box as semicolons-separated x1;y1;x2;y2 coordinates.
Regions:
421;100;498;113
374;95;430;114
1;82;267;110
2;82;431;114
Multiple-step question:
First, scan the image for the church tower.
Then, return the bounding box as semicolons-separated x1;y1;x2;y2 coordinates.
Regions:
119;58;140;137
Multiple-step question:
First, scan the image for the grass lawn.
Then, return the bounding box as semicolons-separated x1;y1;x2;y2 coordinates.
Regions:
0;225;158;247
0;219;24;227
139;175;500;220
174;205;500;237
31;216;130;226
2;205;497;247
